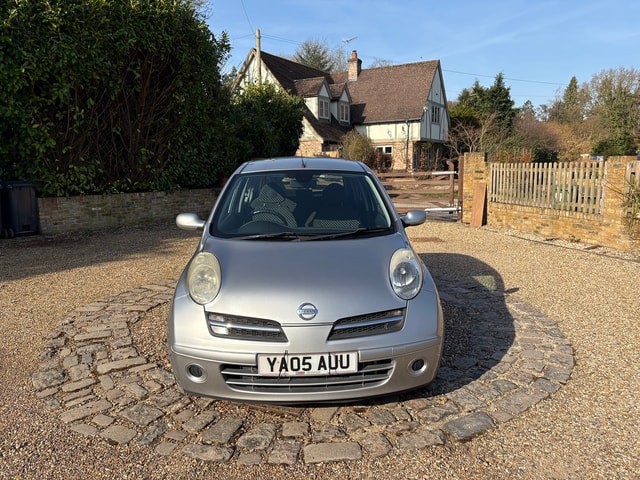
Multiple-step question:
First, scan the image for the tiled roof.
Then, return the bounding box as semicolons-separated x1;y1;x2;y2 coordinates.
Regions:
303;109;350;143
259;51;331;93
329;82;347;101
293;77;326;97
331;60;440;124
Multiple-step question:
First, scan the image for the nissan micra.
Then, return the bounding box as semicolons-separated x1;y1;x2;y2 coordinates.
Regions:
168;157;443;403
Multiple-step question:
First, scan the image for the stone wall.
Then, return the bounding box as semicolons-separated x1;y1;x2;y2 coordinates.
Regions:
38;189;216;235
462;152;639;252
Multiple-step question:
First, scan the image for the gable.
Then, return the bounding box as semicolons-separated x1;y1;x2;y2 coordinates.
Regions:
428;66;447;106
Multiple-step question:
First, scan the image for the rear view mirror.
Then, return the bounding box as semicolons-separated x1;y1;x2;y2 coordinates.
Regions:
176;213;206;231
401;210;426;227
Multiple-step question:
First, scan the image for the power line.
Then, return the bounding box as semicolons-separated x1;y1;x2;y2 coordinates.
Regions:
260;34;304;46
229;32;303;47
239;0;254;34
443;69;567;87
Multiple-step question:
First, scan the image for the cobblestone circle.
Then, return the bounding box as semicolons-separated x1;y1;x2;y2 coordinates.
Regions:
33;276;574;465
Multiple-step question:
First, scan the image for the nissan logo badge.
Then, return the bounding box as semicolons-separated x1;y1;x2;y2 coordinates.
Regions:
297;303;318;320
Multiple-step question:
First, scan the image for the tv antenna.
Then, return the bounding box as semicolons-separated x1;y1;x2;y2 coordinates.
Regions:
342;36;358;47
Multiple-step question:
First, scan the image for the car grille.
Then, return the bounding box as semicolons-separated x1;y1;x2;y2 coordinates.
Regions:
221;360;394;393
327;309;405;340
206;313;288;342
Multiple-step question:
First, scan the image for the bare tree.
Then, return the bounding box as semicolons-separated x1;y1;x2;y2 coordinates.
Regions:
448;112;499;156
369;58;394;68
514;103;560;152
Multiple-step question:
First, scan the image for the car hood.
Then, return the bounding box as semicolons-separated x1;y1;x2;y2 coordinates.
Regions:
196;233;428;325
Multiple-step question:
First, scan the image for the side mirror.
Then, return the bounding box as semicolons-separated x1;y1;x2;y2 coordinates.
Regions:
176;213;206;231
401;209;426;227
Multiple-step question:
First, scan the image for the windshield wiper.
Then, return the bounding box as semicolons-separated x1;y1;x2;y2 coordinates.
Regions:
302;227;391;241
234;232;303;240
234;227;392;241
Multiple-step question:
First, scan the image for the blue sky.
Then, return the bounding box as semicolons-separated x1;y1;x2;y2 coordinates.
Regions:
205;0;638;108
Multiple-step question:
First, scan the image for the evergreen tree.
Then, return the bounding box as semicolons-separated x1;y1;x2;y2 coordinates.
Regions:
484;73;516;131
293;39;338;73
448;73;517;156
559;76;585;124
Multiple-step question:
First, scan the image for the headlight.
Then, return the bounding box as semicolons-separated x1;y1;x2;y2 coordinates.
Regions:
187;252;222;304
389;248;423;300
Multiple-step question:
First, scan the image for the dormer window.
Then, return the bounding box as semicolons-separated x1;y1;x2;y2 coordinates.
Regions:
339;103;350;123
319;99;330;119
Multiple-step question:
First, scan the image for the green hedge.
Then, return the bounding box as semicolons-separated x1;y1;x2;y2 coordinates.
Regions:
0;0;232;196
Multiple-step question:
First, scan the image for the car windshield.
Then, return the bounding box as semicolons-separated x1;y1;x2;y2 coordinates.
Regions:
211;170;394;239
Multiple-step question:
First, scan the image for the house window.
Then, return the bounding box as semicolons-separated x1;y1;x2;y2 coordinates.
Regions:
431;105;441;124
319;99;330;119
376;146;393;155
339;103;349;123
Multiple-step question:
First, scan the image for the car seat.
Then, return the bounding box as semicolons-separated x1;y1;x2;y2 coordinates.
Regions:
309;184;360;229
248;183;297;227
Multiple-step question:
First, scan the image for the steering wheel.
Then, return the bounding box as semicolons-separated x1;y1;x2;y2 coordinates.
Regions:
244;210;289;225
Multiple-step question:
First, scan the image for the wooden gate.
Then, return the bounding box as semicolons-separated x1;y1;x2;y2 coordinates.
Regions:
377;159;463;220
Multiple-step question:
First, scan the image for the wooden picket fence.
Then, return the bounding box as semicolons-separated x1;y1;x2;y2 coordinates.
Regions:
626;160;640;189
489;161;606;215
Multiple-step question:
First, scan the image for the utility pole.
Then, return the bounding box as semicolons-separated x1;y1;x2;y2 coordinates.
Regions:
256;29;261;83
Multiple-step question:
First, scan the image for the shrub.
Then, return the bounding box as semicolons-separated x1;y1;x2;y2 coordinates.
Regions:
623;176;640;237
340;130;375;167
0;0;230;196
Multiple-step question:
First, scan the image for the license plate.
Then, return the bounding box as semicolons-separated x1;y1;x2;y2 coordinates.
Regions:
257;352;358;377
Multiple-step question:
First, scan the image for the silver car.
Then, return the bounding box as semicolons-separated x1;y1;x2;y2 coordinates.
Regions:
168;157;443;403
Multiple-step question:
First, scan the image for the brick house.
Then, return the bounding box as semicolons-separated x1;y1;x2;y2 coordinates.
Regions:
234;47;449;171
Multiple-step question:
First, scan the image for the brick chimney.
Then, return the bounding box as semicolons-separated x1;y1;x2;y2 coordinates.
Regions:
348;50;362;81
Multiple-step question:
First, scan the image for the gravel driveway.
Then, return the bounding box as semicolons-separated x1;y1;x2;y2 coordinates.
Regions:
0;220;638;479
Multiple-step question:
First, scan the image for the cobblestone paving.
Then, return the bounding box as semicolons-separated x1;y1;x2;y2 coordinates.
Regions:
32;275;574;465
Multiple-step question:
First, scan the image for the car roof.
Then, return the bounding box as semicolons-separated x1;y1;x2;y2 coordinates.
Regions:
237;157;369;174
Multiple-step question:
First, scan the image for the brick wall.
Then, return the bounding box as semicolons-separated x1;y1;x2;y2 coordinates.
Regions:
38;189;217;235
462;153;639;252
362;141;412;171
296;141;324;157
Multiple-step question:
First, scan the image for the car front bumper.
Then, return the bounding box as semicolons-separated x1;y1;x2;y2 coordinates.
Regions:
169;336;442;403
